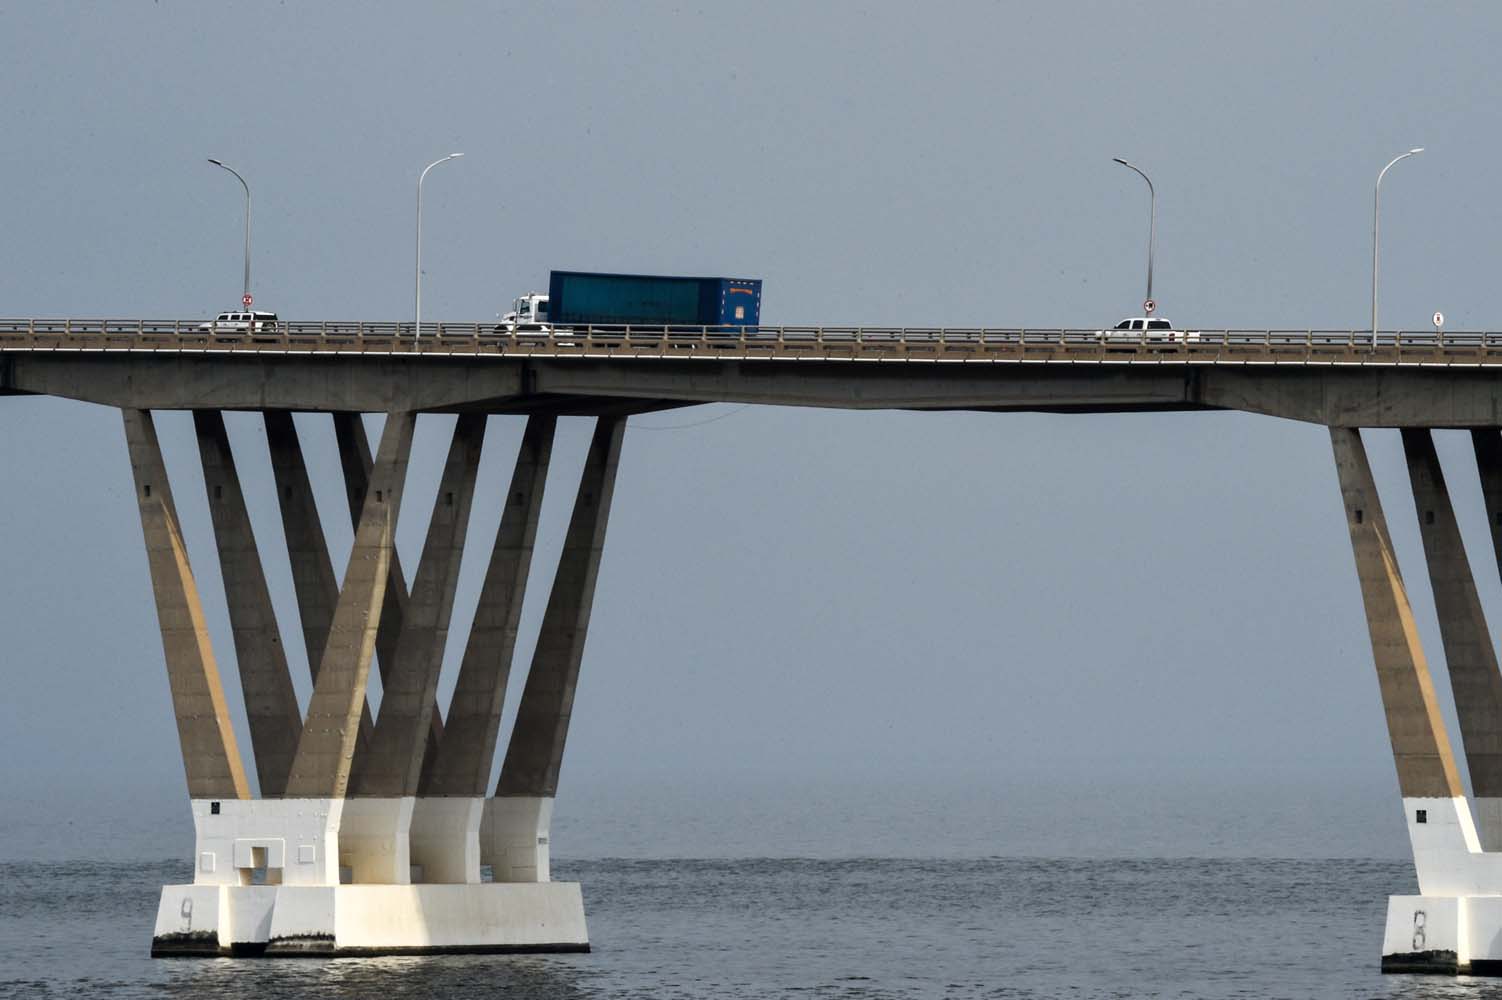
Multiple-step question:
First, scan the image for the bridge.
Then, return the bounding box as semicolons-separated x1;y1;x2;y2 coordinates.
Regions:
4;317;1502;971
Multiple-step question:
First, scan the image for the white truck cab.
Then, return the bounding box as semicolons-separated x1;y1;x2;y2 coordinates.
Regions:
498;293;550;333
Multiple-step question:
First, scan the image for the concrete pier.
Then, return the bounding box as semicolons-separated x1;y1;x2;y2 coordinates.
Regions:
1332;428;1502;975
138;410;592;956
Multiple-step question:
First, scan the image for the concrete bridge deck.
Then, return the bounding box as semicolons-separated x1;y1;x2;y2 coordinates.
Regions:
5;319;1502;426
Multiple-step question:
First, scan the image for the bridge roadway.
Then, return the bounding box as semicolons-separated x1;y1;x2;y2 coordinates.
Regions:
4;319;1502;426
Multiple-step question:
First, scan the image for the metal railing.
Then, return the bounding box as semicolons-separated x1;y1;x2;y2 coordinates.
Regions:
2;319;1501;365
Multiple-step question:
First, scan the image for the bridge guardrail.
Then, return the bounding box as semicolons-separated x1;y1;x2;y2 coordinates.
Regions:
1;320;1501;365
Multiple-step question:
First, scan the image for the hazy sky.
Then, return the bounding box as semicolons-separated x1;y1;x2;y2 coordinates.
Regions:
3;2;1502;858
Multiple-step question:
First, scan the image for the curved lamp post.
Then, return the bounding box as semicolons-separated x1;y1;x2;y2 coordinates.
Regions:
1372;148;1424;345
207;159;251;305
1113;157;1156;312
415;153;463;338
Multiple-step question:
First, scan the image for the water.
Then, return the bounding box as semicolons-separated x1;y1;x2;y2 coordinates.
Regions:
0;778;1484;996
2;854;1492;999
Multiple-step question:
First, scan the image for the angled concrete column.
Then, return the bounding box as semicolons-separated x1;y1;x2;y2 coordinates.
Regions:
285;411;416;802
354;416;484;882
1471;430;1502;591
419;416;556;885
123;408;249;801
333;413;442;760
424;415;557;797
264;412;374;755
1404;429;1502;850
193;411;302;798
263;412;340;678
492;415;626;882
1332;427;1464;802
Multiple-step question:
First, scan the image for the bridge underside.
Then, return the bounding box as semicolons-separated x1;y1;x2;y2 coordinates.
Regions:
8;354;1502;426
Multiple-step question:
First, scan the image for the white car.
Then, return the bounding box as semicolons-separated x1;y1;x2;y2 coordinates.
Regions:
1098;316;1199;343
197;310;280;334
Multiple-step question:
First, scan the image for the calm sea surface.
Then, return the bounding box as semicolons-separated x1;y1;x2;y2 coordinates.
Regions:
3;782;1494;998
1;855;1494;1000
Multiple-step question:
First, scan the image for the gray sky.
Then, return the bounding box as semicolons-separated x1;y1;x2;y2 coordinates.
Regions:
3;2;1501;857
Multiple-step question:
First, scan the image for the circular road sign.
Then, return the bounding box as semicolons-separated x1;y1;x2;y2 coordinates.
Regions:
242;293;254;307
1143;298;1156;315
1433;311;1445;329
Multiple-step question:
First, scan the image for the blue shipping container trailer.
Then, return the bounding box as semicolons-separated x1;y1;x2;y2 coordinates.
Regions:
547;271;762;328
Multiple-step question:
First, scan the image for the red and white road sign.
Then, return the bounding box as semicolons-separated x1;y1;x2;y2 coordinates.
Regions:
1433;311;1445;329
1143;298;1156;315
242;293;254;307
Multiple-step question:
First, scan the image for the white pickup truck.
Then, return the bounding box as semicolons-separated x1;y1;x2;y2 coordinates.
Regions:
1098;316;1199;343
197;310;280;334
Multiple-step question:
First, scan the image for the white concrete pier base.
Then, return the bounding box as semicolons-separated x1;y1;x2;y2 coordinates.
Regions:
1381;797;1502;974
410;797;484;884
339;797;414;884
152;882;588;956
483;796;553;883
152;796;587;956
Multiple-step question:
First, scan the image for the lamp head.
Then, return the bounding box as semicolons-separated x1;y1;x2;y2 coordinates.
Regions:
1409;147;1425;155
207;158;223;166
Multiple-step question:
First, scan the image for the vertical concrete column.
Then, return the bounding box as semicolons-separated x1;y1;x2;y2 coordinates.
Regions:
355;415;484;882
122;408;249;801
193;411;302;798
333;413;443;758
1404;429;1502;850
491;415;626;882
1330;427;1477;893
419;416;555;883
284;411;416;806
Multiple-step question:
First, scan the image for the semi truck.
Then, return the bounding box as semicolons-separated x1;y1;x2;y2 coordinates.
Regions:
500;270;762;333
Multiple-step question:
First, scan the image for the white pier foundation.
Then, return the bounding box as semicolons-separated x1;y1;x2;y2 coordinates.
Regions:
152;797;586;956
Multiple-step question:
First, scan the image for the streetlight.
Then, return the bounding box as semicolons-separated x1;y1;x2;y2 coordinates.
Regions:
206;159;251;306
1113;157;1156;313
1372;148;1425;345
415;153;464;338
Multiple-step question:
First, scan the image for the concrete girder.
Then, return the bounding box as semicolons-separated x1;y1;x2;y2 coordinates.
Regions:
1201;369;1502;428
122;409;250;800
527;361;1199;411
284;412;416;799
1402;430;1502;847
21;353;1502;426
6;354;524;412
193;411;303;798
332;414;443;775
496;415;626;798
354;414;485;797
1330;427;1465;799
423;415;557;797
263;411;375;758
